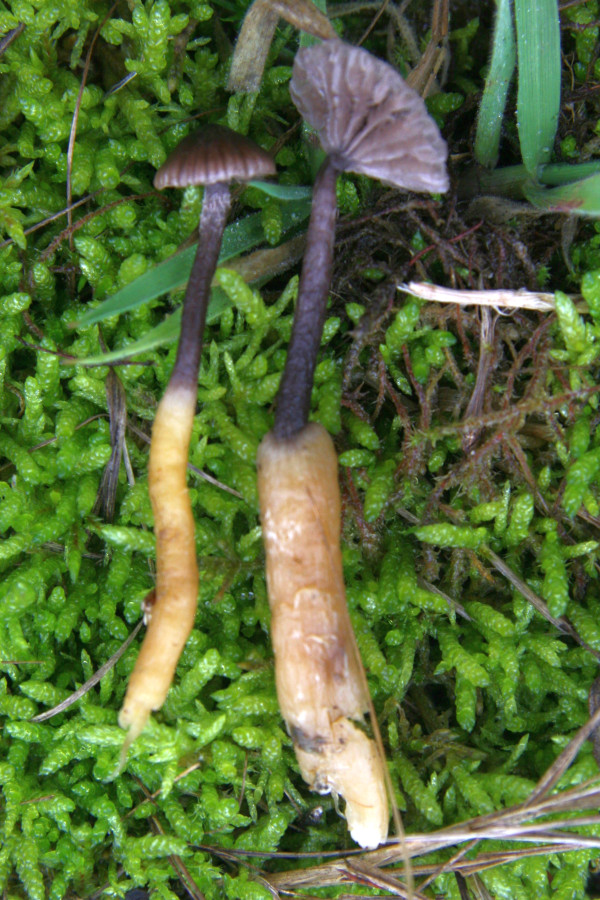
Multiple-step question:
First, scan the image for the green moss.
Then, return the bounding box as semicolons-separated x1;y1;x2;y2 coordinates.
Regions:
1;0;600;897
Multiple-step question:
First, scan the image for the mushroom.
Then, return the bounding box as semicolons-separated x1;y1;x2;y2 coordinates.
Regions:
118;125;276;751
277;38;449;439
257;40;448;848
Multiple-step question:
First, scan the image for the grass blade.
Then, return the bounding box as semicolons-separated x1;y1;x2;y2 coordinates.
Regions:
514;0;561;175
248;181;312;200
73;309;182;365
524;172;600;215
475;0;516;168
76;199;311;328
76;214;262;327
540;160;600;186
68;287;234;366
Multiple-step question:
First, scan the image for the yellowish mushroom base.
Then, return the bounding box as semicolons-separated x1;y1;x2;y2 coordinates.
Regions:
119;381;199;746
257;422;388;849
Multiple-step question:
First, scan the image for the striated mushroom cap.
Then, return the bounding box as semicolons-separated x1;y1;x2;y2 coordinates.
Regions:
154;124;276;189
289;40;449;193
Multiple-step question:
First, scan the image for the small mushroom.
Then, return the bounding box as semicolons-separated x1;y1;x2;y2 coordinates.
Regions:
276;38;449;438
118;125;275;751
153;125;277;395
257;40;448;848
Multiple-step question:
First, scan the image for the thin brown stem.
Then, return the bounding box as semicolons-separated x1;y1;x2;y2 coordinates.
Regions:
171;181;231;389
274;158;338;438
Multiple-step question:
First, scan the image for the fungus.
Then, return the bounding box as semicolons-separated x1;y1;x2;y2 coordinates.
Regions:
257;40;448;848
118;125;275;749
277;38;449;438
257;423;388;848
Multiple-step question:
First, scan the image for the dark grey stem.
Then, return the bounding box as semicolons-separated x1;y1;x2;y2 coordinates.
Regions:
273;158;338;439
170;181;231;390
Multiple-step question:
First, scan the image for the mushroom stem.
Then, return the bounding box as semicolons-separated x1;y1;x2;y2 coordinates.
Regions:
118;181;231;746
171;182;232;388
118;379;198;748
273;158;338;439
262;152;389;849
257;423;388;848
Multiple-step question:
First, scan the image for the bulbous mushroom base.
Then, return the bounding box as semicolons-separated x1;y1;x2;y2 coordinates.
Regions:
257;422;389;849
295;717;388;850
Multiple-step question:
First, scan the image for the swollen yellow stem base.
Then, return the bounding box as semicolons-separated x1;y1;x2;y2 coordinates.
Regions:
119;382;199;744
257;423;388;849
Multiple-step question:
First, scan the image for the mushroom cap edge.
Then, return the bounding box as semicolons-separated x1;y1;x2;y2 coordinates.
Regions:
154;123;277;189
290;39;449;194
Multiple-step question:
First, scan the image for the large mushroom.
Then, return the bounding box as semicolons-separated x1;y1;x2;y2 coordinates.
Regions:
277;39;449;438
119;125;275;750
257;40;448;848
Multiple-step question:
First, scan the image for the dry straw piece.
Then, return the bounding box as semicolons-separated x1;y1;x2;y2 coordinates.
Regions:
228;0;336;93
266;705;600;892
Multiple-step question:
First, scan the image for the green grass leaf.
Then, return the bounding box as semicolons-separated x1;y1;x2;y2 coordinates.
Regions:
475;0;516;168
248;180;312;200
515;0;561;174
541;160;600;185
69;288;232;365
524;173;600;215
76;199;311;328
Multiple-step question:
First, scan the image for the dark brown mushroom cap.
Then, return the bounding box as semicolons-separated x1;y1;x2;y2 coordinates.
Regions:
289;40;449;194
154;124;276;189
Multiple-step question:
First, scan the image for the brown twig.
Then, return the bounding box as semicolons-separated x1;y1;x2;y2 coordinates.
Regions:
66;3;119;258
0;22;25;56
30;620;144;722
126;421;244;499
